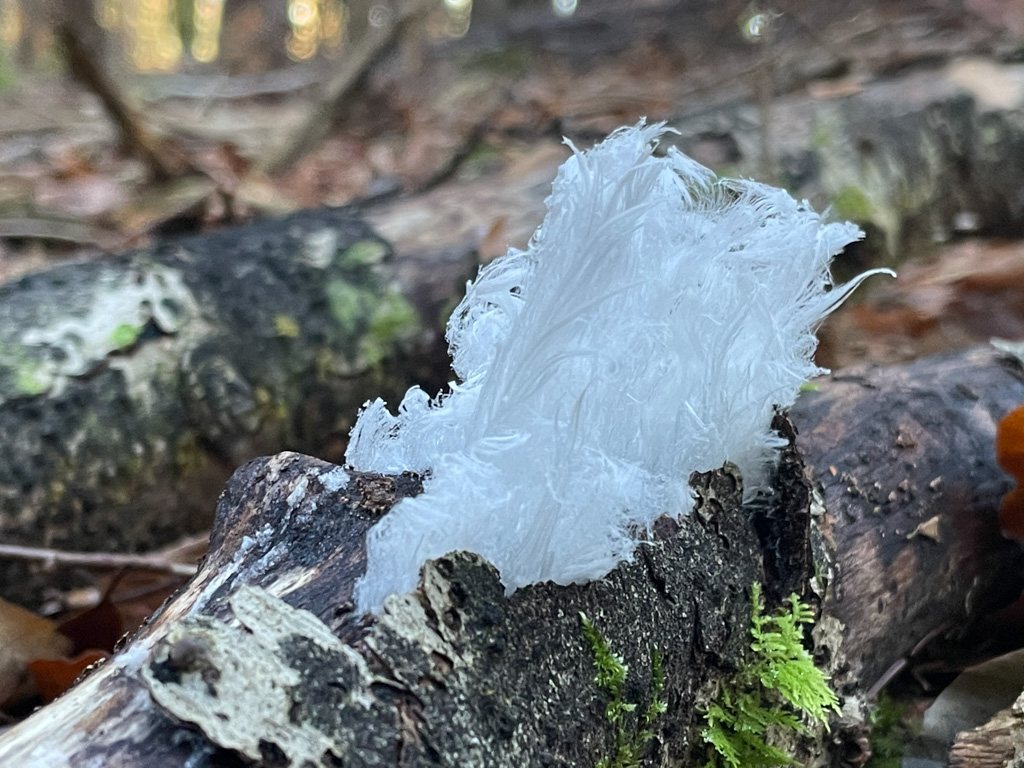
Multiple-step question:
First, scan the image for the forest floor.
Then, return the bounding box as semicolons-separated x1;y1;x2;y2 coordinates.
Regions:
1;0;1024;758
1;0;1023;370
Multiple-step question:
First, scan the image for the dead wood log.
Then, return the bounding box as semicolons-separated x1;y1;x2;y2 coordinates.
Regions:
789;345;1024;761
948;705;1019;768
0;346;1020;766
0;207;467;605
0;454;771;767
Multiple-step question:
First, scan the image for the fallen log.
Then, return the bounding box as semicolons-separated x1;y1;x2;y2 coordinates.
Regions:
791;346;1024;691
0;207;466;605
0;346;1020;766
0;453;769;767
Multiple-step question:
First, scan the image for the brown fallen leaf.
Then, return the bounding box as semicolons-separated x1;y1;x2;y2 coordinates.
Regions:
56;589;123;657
0;597;72;705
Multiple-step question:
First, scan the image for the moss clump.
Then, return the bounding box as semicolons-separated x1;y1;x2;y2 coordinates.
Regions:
273;314;300;339
360;291;420;368
110;323;142;350
865;693;916;768
581;612;667;768
701;583;839;768
832;185;874;223
342;239;388;267
14;361;49;396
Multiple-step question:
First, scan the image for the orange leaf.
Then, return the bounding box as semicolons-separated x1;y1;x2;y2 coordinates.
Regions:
996;404;1024;541
27;650;108;703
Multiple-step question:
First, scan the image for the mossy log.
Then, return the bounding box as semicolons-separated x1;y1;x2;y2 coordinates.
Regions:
0;346;1021;766
666;60;1024;267
0;207;466;604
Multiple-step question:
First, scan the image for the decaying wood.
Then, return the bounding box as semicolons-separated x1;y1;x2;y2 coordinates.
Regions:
791;347;1024;697
0;346;1021;765
0;207;467;605
949;705;1018;768
0;454;769;767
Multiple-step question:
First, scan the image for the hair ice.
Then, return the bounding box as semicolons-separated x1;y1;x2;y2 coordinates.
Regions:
347;121;889;612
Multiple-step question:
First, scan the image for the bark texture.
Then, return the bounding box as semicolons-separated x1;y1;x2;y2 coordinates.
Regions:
792;347;1024;683
0;346;1021;766
0;207;465;604
789;346;1024;764
0;454;770;767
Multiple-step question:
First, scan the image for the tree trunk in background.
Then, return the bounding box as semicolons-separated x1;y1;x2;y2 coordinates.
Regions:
0;207;468;606
0;346;1020;766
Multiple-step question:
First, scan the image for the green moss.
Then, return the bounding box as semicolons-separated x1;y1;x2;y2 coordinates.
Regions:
810;124;832;151
360;291;420;368
701;583;839;768
110;323;142;350
325;279;374;340
15;362;50;396
865;693;916;768
581;613;667;768
342;240;389;267
832;186;874;222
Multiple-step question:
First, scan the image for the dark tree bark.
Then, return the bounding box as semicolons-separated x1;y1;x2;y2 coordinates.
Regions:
789;346;1024;764
0;346;1021;766
0;454;770;767
791;347;1024;682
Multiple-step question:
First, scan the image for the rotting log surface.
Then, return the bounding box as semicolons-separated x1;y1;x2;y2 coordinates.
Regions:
0;346;1021;766
0;454;768;767
0;207;465;605
791;347;1024;692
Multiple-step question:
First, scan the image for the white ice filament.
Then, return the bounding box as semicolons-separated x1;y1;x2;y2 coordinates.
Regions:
347;121;889;612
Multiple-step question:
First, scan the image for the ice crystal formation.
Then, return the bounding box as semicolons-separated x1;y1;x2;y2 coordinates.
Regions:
347;121;889;612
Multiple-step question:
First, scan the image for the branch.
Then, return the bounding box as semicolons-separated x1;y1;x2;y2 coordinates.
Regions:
54;10;187;180
0;543;197;578
259;0;434;175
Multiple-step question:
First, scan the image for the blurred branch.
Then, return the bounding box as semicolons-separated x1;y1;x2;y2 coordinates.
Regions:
52;0;188;181
0;543;197;577
259;0;435;175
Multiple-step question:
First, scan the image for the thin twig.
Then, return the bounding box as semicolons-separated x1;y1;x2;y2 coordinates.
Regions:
0;543;197;578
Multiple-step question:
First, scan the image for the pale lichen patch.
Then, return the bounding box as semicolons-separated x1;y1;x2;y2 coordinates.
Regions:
143;586;376;764
4;264;200;404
